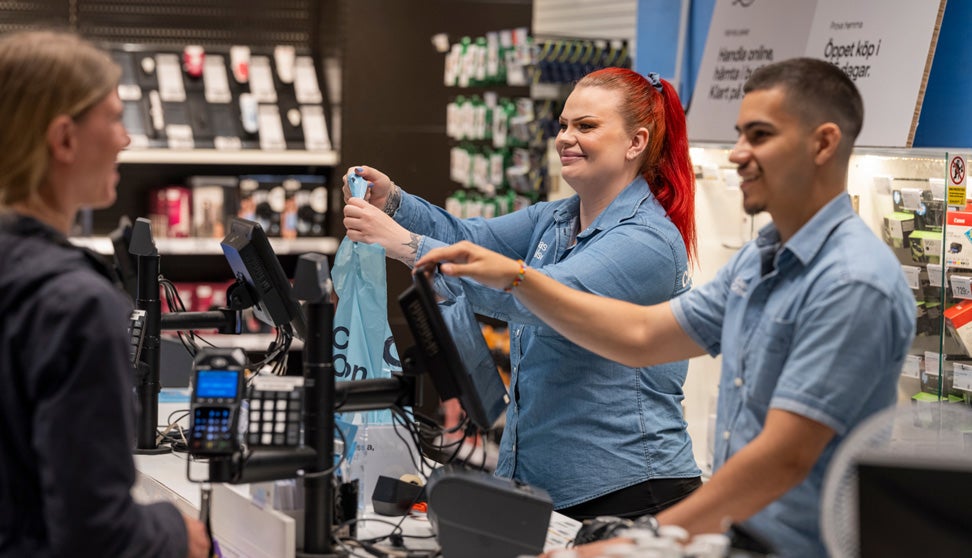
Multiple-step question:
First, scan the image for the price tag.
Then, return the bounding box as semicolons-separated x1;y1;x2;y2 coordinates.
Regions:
901;354;921;379
249;56;278;104
301;105;331;151
295;57;323;104
165;124;194;150
924;351;941;376
128;134;149;149
926;263;944;288
899;188;923;211
117;83;142;102
953;363;972;391
257;105;286;151
274;45;296;84
950;274;972;299
214;136;242;151
872;176;892;195
901;265;921;290
721;169;741;190
203;55;232;104
155;54;186;103
928;177;946;201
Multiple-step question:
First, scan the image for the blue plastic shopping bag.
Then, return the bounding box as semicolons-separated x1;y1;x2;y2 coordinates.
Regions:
331;172;401;424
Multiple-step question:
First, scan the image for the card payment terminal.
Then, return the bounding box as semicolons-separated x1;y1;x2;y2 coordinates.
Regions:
188;348;246;456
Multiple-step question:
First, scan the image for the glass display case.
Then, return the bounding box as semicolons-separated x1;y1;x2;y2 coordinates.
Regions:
690;144;969;402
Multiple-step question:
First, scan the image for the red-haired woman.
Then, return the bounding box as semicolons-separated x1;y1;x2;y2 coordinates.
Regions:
342;67;700;520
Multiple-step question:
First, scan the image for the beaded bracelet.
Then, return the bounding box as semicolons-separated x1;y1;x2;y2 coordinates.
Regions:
505;259;526;292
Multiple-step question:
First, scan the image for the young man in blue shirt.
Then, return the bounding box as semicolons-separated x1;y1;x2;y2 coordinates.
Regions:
414;58;916;557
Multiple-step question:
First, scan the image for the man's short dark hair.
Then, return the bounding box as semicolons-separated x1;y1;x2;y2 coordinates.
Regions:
744;57;864;144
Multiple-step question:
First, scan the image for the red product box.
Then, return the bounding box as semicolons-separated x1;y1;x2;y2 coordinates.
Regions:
149;186;192;238
944;301;972;356
945;210;972;268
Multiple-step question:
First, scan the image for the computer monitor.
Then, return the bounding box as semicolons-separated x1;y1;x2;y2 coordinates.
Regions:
220;217;306;340
398;270;509;432
857;452;972;557
109;216;139;300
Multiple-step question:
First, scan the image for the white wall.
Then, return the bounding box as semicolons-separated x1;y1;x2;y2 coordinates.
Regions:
533;0;638;46
685;146;773;473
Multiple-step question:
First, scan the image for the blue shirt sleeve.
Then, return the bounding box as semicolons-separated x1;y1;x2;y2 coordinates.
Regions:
395;191;538;258
418;220;686;327
671;252;739;356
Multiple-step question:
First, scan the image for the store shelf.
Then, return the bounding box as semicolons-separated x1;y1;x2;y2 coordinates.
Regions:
165;332;304;353
118;148;339;166
70;236;339;256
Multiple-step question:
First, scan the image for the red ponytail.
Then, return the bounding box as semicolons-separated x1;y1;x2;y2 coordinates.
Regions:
652;78;697;266
575;69;697;265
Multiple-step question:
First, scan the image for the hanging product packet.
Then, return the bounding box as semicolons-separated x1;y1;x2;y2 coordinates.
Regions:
331;171;401;425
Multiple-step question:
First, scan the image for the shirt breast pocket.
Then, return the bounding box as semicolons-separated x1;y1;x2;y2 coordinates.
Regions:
533;321;569;339
742;317;795;407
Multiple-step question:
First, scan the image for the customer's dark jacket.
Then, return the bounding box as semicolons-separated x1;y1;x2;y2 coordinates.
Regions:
0;212;186;557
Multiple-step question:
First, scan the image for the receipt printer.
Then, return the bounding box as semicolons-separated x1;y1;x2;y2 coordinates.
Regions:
427;466;552;558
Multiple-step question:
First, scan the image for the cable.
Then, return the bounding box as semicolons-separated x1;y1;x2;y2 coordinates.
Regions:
337;517;403;535
375;486;429;548
159;276;293;378
390;407;430;477
244;329;292;379
156;408;191;451
390;407;455;474
302;419;348;478
336;514;437;546
160;277;204;359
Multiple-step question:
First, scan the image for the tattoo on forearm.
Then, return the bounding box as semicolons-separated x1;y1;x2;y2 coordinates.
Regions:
396;233;422;267
383;184;402;216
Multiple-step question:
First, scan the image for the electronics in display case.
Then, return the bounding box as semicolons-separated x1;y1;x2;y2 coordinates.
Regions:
689;145;971;405
868;155;972;405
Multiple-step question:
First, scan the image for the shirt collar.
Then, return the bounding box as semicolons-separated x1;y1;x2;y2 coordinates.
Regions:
756;193;856;268
552;176;657;236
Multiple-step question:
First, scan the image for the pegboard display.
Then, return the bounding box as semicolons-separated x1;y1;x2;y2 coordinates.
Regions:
77;0;320;48
0;1;71;33
0;0;321;49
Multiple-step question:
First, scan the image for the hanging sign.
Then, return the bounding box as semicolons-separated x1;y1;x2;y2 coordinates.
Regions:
804;0;945;147
688;0;945;147
948;154;967;209
687;0;817;142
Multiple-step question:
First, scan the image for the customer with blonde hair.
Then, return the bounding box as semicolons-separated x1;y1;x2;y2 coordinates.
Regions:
0;30;209;558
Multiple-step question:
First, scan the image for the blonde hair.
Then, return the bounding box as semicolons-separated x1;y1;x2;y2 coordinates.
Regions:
0;30;120;206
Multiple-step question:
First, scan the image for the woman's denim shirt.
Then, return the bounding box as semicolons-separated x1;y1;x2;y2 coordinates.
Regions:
395;176;701;508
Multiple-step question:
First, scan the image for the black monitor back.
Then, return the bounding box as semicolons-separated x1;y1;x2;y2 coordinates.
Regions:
858;453;972;557
220;218;306;340
397;271;508;431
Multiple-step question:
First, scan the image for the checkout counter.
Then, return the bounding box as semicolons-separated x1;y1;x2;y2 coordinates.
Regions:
132;399;580;557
